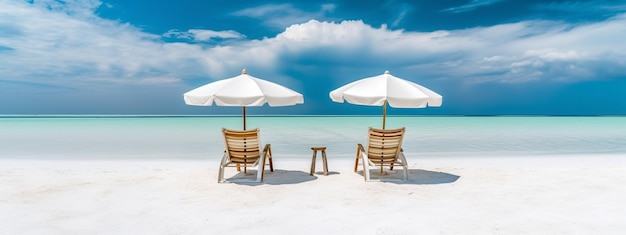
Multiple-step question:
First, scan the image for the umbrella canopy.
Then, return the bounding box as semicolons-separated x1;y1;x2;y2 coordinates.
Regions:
329;70;442;129
184;69;304;129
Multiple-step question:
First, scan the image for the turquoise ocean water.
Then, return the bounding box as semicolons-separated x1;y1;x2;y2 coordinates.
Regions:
1;116;626;159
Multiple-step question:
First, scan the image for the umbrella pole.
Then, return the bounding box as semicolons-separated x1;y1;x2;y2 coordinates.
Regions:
381;100;388;174
382;100;387;129
240;106;247;173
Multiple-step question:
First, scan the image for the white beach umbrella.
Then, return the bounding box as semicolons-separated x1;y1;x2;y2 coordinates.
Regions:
184;69;304;129
329;70;442;129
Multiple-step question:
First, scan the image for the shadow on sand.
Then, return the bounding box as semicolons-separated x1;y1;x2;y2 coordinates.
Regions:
226;169;320;186
225;168;457;186
355;169;460;185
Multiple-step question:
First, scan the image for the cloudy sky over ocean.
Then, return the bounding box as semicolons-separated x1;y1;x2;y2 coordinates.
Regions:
1;0;625;115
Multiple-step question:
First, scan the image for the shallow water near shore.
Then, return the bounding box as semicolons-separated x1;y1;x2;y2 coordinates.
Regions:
2;116;626;159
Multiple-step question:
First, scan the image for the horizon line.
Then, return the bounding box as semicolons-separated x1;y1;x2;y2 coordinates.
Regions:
1;114;625;118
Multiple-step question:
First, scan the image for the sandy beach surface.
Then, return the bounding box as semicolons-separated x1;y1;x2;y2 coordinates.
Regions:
1;155;626;234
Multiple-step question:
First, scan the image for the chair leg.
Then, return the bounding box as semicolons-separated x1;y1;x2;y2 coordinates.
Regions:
354;155;360;172
218;155;228;183
268;152;274;172
264;144;274;172
354;144;362;172
399;153;409;181
260;144;274;182
218;165;225;183
362;152;370;181
256;156;264;182
391;148;403;171
261;152;267;182
403;165;409;181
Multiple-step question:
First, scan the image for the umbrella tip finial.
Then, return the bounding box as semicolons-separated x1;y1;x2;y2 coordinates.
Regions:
242;68;248;74
384;70;390;74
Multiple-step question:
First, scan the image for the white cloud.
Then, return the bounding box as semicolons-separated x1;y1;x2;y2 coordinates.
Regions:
524;49;580;61
0;1;203;87
443;0;506;13
30;0;103;18
213;16;625;83
231;3;335;29
533;1;626;15
391;7;410;28
1;1;625;92
321;3;336;12
189;29;244;41
164;29;245;42
139;76;182;84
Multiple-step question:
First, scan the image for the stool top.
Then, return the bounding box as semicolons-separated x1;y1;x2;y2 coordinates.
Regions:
311;147;326;151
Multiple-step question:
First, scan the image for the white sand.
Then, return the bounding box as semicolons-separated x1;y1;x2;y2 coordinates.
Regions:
1;155;626;234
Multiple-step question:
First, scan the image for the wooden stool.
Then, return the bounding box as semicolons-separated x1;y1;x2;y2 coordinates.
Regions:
310;147;328;176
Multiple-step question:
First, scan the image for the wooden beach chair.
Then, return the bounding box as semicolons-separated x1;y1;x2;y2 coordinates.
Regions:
354;127;408;181
218;128;274;183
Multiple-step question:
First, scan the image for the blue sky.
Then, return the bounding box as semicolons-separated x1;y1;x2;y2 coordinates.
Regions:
1;0;626;115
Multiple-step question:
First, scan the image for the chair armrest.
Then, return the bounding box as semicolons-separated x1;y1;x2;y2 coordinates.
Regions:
357;143;365;154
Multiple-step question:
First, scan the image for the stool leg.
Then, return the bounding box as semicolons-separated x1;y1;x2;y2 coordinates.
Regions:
322;150;328;176
310;151;317;176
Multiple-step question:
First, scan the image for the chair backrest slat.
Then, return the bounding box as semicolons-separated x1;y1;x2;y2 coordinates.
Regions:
366;127;405;165
222;128;262;164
